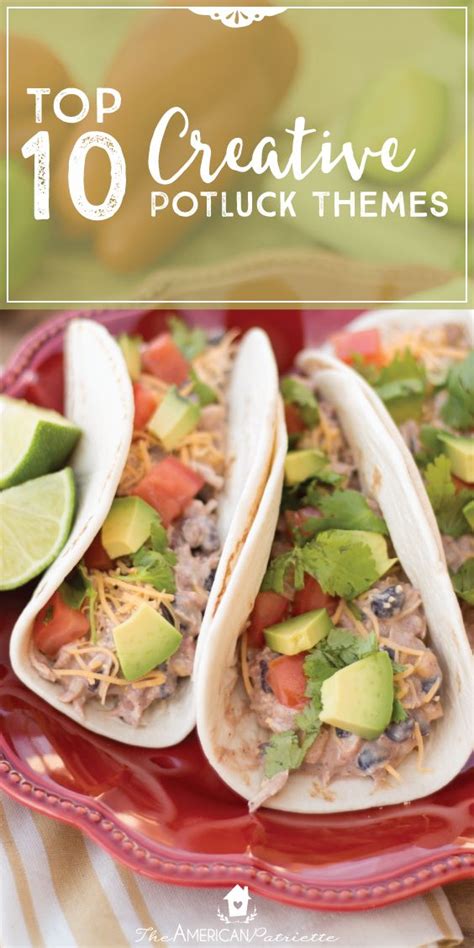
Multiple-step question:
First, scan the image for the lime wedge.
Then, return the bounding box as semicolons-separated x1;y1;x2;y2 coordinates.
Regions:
0;395;81;489
0;468;76;590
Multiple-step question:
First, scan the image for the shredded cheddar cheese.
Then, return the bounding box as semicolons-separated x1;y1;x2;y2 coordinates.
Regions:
178;429;225;470
53;667;166;689
192;330;238;397
383;763;401;782
117;438;152;494
369;610;380;640
393;665;416;681
340;605;368;639
422;677;441;704
379;637;425;656
396;682;409;701
332;599;345;625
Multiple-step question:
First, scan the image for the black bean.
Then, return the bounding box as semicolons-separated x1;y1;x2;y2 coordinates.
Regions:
357;744;388;772
335;728;352;738
204;568;217;592
421;676;440;694
381;645;395;660
385;719;414;743
160;605;175;626
370;584;405;618
259;660;272;694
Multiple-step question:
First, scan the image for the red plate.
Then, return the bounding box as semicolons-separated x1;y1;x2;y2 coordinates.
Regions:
1;309;473;912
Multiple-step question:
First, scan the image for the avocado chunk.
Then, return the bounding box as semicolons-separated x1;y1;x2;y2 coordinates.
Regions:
118;334;141;381
437;432;474;484
148;387;201;451
101;497;158;559
113;603;182;681
264;608;333;656
320;651;393;740
463;499;474;530
285;449;327;486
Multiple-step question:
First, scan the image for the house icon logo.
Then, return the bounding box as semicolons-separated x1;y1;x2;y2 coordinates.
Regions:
217;885;257;924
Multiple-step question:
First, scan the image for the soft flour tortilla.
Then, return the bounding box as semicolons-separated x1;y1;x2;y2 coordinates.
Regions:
323;309;473;573
10;320;279;747
196;358;472;813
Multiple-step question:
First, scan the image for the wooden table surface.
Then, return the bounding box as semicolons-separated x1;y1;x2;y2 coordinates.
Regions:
1;310;473;944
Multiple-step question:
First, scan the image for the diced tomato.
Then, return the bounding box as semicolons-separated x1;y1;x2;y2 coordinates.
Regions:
141;333;189;385
293;573;338;617
33;590;90;658
267;654;308;708
132;457;205;526
83;532;114;571
452;475;470;493
247;591;289;648
133;381;157;430
284;401;306;436
332;329;384;367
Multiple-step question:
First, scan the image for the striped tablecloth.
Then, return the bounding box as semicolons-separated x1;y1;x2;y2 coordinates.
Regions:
1;793;463;948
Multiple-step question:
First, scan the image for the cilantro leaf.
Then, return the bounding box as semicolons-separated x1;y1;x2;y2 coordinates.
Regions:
374;378;425;403
60;568;90;610
295;699;323;731
391;698;408;723
436;489;474;538
363;349;427;423
376;349;427;389
262;530;394;600
451;559;474;605
416;426;444;466
190;368;217;407
263;731;305;779
168;315;207;360
150;519;168;553
261;548;306;595
306;628;378;673
441;353;474;431
425;456;473;537
62;567;97;642
280;377;319;428
425;455;455;510
120;524;177;594
128;547;176;594
300;490;387;540
351;353;380;385
301;533;380;599
281;465;343;514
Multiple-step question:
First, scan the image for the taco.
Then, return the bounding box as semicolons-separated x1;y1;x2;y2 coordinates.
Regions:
328;311;473;643
10;316;279;747
196;354;472;812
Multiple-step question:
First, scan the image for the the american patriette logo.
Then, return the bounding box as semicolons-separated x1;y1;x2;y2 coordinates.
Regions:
217;885;258;924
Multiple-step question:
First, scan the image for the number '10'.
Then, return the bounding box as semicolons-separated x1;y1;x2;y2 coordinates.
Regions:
21;131;127;221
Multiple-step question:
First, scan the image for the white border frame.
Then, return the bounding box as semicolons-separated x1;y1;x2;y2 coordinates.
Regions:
4;4;470;305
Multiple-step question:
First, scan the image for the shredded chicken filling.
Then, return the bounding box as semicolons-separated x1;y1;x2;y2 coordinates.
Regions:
233;381;444;808
32;332;236;726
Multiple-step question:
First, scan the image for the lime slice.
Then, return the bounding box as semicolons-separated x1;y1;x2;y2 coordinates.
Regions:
0;395;81;489
0;468;76;590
